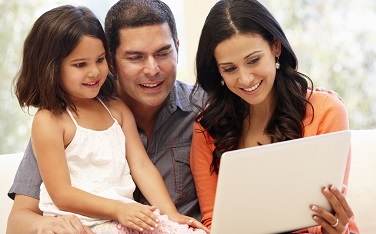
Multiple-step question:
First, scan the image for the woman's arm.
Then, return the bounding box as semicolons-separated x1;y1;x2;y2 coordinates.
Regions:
301;91;359;233
190;122;217;229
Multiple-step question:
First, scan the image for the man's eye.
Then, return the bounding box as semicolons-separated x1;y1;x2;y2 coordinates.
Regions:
127;55;143;61
156;50;171;57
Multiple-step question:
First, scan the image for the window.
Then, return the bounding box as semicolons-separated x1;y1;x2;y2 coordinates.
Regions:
1;0;375;154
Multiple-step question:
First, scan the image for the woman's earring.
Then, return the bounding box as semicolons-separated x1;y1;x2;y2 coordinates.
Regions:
276;57;280;70
220;79;225;86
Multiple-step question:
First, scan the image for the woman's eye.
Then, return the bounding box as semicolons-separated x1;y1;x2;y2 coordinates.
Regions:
248;57;260;64
223;66;236;73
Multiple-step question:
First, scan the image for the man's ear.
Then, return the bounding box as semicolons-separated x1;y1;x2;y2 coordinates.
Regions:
273;38;282;57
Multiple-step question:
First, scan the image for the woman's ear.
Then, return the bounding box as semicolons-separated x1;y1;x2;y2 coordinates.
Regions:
272;39;282;57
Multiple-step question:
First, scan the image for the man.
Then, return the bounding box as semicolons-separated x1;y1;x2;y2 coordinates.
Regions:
7;0;205;233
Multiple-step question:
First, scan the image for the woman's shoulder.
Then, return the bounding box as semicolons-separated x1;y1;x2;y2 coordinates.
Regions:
307;90;346;110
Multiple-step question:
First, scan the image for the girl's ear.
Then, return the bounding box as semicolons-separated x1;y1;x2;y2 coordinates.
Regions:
272;38;282;57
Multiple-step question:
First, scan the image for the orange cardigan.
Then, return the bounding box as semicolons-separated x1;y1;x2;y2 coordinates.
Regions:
190;91;359;233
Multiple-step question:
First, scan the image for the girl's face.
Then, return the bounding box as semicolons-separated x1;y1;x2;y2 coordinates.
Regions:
214;34;281;107
60;35;108;101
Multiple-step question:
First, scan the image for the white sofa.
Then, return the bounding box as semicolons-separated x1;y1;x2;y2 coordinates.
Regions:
0;152;23;233
1;130;375;233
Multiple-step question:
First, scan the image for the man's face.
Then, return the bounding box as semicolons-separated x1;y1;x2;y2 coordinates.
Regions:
114;23;178;109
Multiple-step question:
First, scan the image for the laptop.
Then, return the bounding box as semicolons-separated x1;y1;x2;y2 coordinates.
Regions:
210;130;351;234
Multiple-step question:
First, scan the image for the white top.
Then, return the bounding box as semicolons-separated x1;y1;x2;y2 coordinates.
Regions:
39;99;136;226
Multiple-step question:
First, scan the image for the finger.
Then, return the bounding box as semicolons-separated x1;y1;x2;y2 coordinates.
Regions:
187;219;211;233
145;205;157;212
84;225;96;234
311;186;353;233
128;217;156;232
329;185;353;216
132;210;159;231
65;215;87;233
315;86;325;92
341;184;348;195
312;214;345;233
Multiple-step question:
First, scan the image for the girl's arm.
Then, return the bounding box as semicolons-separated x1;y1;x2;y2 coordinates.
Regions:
114;99;209;232
31;110;158;232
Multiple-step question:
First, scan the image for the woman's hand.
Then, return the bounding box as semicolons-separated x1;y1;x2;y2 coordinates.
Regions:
310;185;353;234
168;213;211;233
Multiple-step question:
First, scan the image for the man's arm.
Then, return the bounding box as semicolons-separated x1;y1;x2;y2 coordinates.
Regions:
7;194;92;234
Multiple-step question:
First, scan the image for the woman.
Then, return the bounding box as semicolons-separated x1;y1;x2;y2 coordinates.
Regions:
190;0;359;233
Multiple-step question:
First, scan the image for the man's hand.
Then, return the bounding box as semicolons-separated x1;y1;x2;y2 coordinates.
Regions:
33;215;94;234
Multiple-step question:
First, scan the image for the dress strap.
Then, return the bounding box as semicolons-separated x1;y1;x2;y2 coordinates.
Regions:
66;109;79;127
97;98;115;119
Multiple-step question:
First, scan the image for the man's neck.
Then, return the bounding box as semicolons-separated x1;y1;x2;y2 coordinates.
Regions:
118;90;164;139
132;104;161;139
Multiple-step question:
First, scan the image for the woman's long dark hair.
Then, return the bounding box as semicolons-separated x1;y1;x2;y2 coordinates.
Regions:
14;5;115;116
192;0;313;173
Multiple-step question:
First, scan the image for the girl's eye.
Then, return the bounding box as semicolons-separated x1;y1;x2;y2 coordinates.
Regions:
74;63;86;68
97;57;105;63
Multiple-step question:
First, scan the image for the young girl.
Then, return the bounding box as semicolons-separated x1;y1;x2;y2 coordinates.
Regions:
13;5;206;234
190;0;359;233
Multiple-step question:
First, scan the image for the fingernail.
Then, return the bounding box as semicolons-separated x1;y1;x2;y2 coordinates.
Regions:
311;205;318;211
330;185;337;191
155;224;159;228
189;219;193;223
150;227;154;231
140;228;143;231
324;187;330;194
313;215;319;221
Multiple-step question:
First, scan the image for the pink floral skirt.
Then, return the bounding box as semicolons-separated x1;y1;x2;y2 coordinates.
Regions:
91;210;206;234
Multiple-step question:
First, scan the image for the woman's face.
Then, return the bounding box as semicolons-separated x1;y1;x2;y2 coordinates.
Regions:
214;33;281;107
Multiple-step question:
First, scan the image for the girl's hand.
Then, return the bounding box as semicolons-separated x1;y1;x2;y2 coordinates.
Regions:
168;213;211;233
116;203;159;232
310;185;353;234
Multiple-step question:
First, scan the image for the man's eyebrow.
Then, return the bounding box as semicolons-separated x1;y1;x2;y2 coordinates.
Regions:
124;50;142;55
124;44;172;56
156;44;172;53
